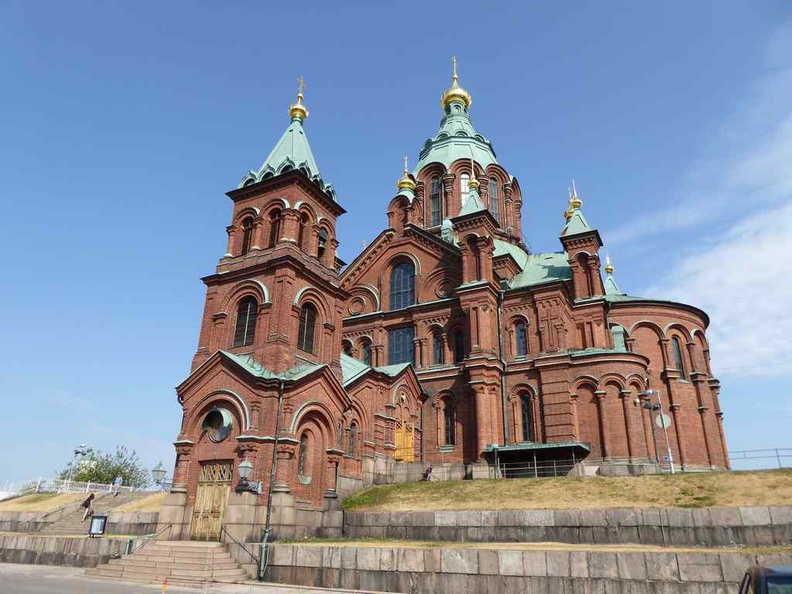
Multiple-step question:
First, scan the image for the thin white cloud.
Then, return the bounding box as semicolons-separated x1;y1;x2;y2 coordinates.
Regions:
643;202;792;378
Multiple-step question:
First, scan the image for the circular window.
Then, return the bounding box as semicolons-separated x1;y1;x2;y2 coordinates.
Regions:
202;407;233;443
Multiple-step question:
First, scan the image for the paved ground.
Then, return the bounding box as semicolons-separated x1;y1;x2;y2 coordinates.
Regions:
0;563;385;593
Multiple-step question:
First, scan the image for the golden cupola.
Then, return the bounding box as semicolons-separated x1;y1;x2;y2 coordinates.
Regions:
441;56;472;109
288;76;309;121
396;155;416;192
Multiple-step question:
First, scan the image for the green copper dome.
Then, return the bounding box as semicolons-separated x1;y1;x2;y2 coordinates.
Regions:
414;100;498;174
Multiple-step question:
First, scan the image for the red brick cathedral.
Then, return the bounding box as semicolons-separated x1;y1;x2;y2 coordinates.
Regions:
168;66;728;539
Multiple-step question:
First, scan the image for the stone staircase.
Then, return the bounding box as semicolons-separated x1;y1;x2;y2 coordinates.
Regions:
39;492;149;535
85;541;251;587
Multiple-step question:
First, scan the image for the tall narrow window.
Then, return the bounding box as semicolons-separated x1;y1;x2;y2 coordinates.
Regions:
361;341;372;366
348;422;357;457
452;329;465;364
233;297;258;347
444;400;456;445
240;217;254;255
342;341;353;356
521;395;534;442
515;321;528;357
672;337;687;380
297;304;317;353
388;326;415;365
298;433;308;475
489;178;499;222
336;421;344;448
267;210;281;248
460;174;469;206
430;176;442;226
390;262;415;310
317;229;328;261
433;332;445;365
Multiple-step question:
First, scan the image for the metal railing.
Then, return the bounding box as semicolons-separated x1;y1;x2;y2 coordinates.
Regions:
220;525;260;565
728;448;792;470
129;523;172;556
1;477;172;500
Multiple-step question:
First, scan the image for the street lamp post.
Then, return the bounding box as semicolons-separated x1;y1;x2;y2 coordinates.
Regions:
151;462;167;490
65;444;93;491
236;459;259;494
642;390;675;474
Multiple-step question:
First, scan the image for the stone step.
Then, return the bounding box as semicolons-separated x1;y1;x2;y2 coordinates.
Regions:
109;557;240;571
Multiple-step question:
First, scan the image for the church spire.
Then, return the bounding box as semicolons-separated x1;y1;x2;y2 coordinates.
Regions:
441;56;472;109
561;179;594;236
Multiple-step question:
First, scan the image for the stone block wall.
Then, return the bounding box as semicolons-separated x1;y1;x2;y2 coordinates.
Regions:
344;506;792;547
0;534;129;568
265;543;792;593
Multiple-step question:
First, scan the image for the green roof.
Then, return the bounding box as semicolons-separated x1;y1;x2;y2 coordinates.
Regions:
221;351;322;381
340;353;412;387
561;206;594;236
238;115;337;200
414;101;497;173
604;271;624;296
510;252;572;289
493;239;530;269
458;186;486;217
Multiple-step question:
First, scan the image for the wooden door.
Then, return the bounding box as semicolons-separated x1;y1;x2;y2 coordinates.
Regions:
190;462;232;541
395;420;415;462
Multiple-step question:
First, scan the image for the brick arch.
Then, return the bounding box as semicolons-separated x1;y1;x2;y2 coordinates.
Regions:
293;287;332;322
508;383;539;444
293;408;334;506
600;374;626;391
574;382;605;458
628;320;665;339
233;207;261;224
183;389;251;438
571;375;600;393
664;322;693;343
222;279;270;309
382;254;420;310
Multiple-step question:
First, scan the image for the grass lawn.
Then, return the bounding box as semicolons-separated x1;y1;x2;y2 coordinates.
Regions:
343;469;792;511
0;493;86;512
112;492;168;512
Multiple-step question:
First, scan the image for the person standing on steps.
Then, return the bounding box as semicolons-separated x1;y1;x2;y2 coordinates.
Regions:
112;475;123;497
81;493;95;520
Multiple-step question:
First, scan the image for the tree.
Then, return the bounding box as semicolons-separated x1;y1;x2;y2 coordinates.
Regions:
58;446;149;488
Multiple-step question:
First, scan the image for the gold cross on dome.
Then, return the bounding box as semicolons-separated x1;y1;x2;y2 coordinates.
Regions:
452;56;458;83
403;155;409;173
297;76;306;96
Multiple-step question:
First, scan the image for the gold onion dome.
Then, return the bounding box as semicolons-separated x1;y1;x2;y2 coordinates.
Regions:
570;179;583;209
441;56;472;109
288;76;309;121
605;254;614;275
468;158;480;189
396;156;416;191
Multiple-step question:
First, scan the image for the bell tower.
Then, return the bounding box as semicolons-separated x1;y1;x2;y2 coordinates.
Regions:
192;80;347;378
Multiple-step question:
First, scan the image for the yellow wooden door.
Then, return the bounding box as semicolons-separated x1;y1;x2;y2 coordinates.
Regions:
395;420;415;462
190;462;232;541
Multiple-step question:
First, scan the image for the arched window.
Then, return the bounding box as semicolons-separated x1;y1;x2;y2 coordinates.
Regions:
444;399;456;446
452;329;465;364
430;176;442;226
298;433;308;475
347;422;357;457
389;262;415;310
360;341;372;366
521;395;534;442
489;178;499;222
297;304;317;353
342;340;353;357
388;326;414;365
336;421;344;448
515;321;528;357
233;297;258;347
460;174;470;206
240;217;254;255
432;332;445;365
267;210;281;248
317;228;328;260
672;337;687;380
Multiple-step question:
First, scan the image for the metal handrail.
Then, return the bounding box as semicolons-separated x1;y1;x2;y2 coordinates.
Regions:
130;523;172;555
220;525;260;565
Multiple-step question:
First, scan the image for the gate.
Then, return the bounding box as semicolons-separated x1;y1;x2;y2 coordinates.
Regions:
190;462;232;541
394;419;415;462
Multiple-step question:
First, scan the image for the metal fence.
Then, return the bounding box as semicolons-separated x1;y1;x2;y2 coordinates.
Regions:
0;477;164;500
728;448;792;471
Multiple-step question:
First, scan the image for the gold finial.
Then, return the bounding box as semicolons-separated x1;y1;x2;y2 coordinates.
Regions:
564;205;574;221
570;179;582;209
288;76;309;121
605;254;614;275
468;158;480;189
441;55;472;109
396;154;416;191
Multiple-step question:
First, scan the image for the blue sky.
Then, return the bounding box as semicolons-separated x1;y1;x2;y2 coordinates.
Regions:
1;1;790;484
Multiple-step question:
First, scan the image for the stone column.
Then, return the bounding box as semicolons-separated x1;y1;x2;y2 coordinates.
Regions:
595;391;609;459
251;216;264;250
473;384;491;458
280;209;301;243
668;403;687;469
503;183;514;233
225;225;236;257
619;391;636;461
442;174;455;218
570;394;580;440
274;444;295;491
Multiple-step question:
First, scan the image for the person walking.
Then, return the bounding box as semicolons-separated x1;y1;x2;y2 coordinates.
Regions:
81;493;95;521
112;475;123;497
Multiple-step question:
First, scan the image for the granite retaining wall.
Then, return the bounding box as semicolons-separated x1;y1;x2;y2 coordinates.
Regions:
345;506;792;547
0;534;130;568
266;543;792;594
